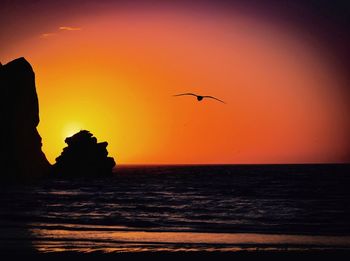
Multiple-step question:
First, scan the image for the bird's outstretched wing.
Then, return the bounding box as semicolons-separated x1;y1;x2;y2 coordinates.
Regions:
173;93;198;97
202;96;226;104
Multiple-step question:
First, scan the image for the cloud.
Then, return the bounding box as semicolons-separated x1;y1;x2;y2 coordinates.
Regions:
40;33;56;39
59;26;81;31
40;26;81;39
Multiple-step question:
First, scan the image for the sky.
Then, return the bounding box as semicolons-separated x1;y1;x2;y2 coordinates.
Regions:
1;0;350;164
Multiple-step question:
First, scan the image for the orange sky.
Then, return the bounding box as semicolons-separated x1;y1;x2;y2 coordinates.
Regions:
2;6;350;164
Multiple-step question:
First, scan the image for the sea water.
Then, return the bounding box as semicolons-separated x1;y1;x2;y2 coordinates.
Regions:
1;164;349;253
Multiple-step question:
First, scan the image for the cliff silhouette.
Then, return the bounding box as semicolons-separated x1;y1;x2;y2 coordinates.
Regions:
0;57;50;179
53;130;116;177
1;57;116;179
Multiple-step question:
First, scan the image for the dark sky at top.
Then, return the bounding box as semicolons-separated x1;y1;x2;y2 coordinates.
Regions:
1;0;349;79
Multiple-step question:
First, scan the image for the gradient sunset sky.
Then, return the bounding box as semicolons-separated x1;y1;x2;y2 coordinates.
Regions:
1;0;349;164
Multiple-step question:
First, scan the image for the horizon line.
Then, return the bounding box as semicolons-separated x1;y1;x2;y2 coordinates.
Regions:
114;162;350;167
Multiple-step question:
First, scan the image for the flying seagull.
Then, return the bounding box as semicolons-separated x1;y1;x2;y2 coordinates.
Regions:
173;93;226;104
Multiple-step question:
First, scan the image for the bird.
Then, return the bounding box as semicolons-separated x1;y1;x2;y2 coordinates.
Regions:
173;93;226;104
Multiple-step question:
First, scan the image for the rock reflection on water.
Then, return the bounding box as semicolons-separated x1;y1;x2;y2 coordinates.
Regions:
29;223;350;253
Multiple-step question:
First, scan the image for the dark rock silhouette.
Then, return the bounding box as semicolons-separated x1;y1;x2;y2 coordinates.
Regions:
0;57;50;179
53;130;116;177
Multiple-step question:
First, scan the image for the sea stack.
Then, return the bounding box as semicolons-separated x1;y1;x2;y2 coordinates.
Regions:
53;130;116;177
0;57;51;179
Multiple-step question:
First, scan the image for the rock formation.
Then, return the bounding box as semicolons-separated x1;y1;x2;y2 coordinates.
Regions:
0;57;50;179
53;130;116;177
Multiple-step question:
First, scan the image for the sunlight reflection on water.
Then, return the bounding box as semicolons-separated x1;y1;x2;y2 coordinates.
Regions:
29;223;350;253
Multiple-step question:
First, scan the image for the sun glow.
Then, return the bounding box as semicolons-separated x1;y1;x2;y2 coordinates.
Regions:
63;123;83;140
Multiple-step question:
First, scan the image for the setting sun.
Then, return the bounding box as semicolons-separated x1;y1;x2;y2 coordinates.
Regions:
62;123;84;140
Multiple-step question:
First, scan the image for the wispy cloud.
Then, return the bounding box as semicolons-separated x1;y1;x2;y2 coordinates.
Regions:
40;26;82;39
59;26;81;31
40;33;56;39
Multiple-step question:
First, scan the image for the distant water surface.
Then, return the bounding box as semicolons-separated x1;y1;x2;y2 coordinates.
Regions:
1;164;349;253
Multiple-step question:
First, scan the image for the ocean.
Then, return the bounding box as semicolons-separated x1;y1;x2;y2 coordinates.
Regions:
1;164;350;254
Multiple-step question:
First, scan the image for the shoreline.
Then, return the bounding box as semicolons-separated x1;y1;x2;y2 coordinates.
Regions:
2;249;350;259
2;225;350;254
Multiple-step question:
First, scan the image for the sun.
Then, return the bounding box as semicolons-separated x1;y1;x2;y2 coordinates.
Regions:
62;122;84;140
